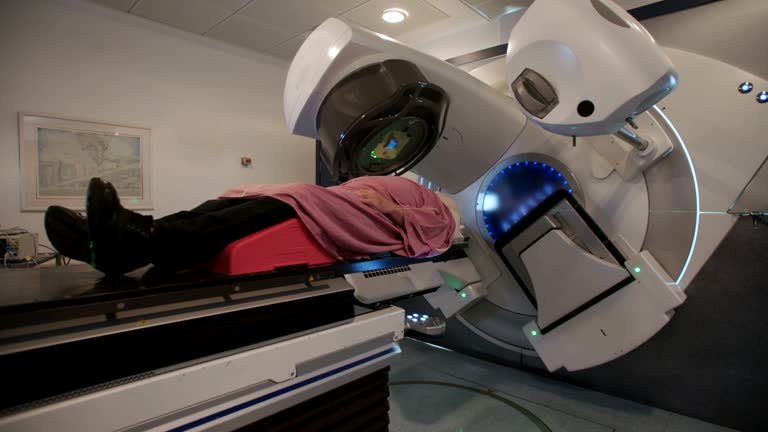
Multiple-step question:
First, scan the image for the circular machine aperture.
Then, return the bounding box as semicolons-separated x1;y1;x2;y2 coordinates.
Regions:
477;154;582;242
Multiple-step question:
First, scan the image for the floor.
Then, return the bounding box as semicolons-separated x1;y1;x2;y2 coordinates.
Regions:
388;338;738;432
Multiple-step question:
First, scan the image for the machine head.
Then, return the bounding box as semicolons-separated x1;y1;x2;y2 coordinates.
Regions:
506;0;678;136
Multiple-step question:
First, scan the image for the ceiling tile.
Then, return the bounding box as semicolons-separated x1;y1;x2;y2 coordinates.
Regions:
207;13;295;51
461;0;532;19
208;0;256;10
132;0;251;34
396;0;488;47
237;0;368;35
265;31;311;61
90;0;137;12
343;0;449;37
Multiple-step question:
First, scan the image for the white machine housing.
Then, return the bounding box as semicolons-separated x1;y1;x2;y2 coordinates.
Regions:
284;9;689;372
506;0;678;136
284;17;529;194
0;305;405;432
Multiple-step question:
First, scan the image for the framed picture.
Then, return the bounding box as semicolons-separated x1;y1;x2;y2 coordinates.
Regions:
19;113;152;211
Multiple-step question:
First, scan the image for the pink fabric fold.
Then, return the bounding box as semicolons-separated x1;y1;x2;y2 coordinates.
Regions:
219;176;455;260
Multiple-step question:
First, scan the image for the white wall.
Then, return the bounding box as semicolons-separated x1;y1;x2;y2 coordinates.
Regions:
0;0;315;248
641;0;768;80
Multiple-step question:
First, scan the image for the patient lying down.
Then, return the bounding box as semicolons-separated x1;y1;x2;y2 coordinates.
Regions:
44;176;460;276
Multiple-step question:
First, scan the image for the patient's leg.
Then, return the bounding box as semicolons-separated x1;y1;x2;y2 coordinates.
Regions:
151;197;296;269
86;176;297;275
155;199;256;225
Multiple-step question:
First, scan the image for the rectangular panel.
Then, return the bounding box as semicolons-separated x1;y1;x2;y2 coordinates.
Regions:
132;0;250;34
0;308;402;432
460;0;532;20
238;0;367;36
207;13;294;50
343;0;449;37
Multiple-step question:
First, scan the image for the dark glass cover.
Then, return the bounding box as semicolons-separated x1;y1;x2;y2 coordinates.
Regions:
316;60;449;181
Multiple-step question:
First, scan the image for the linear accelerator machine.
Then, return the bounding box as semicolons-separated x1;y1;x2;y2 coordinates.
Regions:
2;0;765;430
289;0;768;374
285;0;686;373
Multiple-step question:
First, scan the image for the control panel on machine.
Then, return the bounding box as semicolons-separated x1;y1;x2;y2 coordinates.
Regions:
404;313;446;337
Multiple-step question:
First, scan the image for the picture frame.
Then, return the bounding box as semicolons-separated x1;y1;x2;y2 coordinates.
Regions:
18;112;152;211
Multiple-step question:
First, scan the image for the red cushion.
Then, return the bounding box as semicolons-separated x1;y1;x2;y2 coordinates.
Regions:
205;218;337;275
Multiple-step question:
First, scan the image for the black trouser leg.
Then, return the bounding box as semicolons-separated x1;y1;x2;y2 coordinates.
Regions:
152;197;296;269
156;199;251;225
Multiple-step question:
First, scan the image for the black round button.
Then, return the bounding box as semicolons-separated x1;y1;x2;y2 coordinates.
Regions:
577;100;595;117
757;91;768;104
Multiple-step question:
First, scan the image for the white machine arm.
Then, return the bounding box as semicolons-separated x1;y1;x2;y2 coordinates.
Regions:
506;0;678;180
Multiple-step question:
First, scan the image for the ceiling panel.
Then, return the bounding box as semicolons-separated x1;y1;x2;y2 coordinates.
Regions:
86;0;466;60
132;0;251;34
265;31;311;61
91;0;137;12
207;13;295;51
237;0;369;36
343;0;449;37
395;0;488;47
460;0;531;19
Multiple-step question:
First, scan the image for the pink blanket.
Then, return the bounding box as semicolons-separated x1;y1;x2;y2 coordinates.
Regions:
219;176;455;260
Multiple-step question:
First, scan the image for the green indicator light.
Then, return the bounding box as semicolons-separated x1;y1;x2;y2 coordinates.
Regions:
530;330;538;336
460;292;467;299
370;150;377;159
439;271;465;291
633;266;642;274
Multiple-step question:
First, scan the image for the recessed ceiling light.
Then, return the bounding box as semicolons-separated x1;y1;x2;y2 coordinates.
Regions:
381;8;408;24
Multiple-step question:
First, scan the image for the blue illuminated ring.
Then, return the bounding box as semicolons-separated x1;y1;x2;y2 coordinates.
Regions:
475;153;582;243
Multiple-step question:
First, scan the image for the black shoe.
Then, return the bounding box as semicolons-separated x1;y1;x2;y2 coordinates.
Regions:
86;178;154;275
44;206;91;263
